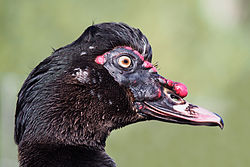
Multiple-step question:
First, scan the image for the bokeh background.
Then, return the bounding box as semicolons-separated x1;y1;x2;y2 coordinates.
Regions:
1;0;250;166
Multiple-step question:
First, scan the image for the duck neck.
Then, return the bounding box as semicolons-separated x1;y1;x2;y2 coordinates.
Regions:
18;142;116;167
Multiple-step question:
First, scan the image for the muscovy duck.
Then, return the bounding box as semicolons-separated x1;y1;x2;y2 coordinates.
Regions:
15;22;224;167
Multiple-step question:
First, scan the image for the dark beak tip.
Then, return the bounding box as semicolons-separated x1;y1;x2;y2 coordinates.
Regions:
219;119;224;130
213;112;224;130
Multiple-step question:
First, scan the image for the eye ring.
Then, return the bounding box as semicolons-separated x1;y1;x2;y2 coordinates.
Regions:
118;56;132;68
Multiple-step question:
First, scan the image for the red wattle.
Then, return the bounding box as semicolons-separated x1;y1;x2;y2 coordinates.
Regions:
123;46;133;50
134;51;144;61
95;55;106;65
157;88;161;98
143;61;153;68
150;66;157;73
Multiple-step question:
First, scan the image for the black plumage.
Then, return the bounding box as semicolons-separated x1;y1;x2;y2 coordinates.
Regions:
15;22;223;167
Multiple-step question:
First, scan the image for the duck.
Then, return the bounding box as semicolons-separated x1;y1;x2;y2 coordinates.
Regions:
14;22;224;167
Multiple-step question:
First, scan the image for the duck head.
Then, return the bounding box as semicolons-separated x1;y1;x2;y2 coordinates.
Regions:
15;23;223;151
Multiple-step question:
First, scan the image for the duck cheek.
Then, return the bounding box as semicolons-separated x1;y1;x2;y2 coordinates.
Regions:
129;84;161;102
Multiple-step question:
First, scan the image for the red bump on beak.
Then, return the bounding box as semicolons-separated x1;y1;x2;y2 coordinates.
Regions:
173;82;188;98
167;79;174;87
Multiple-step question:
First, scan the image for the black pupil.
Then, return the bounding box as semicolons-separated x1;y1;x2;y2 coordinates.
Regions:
123;59;129;64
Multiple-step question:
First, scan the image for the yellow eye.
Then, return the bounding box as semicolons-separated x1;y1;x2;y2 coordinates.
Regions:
118;56;131;68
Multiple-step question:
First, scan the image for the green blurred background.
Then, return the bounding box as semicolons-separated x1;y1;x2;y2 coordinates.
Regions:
1;0;250;166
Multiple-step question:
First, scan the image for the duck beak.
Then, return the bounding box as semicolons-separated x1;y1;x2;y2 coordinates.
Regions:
135;88;224;129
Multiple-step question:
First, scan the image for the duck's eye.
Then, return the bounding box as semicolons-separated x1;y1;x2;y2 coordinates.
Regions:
118;56;131;68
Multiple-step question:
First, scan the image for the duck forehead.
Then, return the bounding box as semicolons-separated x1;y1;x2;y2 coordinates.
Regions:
115;46;145;61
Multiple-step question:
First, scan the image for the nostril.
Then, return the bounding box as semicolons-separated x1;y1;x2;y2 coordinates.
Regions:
170;94;181;102
168;93;186;105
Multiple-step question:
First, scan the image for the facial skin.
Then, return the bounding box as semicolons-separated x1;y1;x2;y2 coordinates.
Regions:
95;46;224;129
